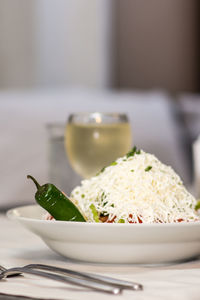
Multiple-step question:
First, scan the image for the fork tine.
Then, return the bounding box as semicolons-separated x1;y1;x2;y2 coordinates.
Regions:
0;265;21;278
0;265;6;272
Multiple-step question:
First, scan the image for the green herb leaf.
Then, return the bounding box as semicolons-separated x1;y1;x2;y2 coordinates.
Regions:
96;166;106;176
145;166;152;172
130;169;134;172
100;166;106;173
110;161;117;166
101;192;106;201
89;204;99;222
195;201;200;211
126;146;141;158
81;194;85;198
126;146;137;158
118;219;125;223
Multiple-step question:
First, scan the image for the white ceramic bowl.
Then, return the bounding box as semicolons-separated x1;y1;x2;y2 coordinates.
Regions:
7;204;200;264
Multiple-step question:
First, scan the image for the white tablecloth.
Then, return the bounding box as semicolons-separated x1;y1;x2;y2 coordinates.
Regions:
1;214;200;300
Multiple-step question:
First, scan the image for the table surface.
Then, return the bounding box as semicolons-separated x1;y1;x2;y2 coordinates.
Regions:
1;213;200;300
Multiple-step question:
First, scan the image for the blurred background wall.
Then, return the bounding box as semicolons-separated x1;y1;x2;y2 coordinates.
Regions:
116;0;200;93
0;0;36;88
0;0;199;92
0;0;114;89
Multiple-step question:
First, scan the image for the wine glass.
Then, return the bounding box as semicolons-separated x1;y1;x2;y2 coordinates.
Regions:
64;112;132;178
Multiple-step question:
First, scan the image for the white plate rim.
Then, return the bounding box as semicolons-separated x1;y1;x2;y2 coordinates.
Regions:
7;204;200;228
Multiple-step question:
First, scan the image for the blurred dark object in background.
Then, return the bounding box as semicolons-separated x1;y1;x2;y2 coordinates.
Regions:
177;95;200;179
178;95;200;142
116;0;200;93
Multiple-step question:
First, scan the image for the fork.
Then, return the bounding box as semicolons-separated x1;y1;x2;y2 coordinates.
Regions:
0;264;143;293
0;265;120;295
25;263;143;291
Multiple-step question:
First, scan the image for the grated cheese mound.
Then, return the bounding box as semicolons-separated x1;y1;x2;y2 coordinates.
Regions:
70;149;199;223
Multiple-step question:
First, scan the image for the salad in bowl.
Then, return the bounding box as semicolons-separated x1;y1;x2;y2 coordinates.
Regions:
28;146;200;224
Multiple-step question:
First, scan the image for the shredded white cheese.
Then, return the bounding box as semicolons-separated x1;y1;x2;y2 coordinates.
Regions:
70;149;199;223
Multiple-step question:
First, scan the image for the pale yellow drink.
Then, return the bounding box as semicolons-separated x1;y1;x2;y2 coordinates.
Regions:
65;122;131;178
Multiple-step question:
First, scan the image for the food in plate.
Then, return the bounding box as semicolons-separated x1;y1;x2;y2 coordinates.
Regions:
70;147;199;223
28;147;200;224
27;175;86;222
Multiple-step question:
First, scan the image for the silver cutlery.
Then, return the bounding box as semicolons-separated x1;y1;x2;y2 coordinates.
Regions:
0;263;143;294
25;263;143;291
0;265;120;295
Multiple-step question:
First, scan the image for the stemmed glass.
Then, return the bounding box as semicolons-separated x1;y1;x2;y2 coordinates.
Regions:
64;112;132;178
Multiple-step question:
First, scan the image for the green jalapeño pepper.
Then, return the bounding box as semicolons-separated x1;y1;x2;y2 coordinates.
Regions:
27;175;86;222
